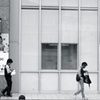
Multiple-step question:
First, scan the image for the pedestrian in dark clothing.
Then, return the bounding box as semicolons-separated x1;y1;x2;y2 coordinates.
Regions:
74;62;88;100
1;58;13;97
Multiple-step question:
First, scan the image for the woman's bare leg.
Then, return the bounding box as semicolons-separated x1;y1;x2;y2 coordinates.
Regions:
80;78;85;98
74;78;85;98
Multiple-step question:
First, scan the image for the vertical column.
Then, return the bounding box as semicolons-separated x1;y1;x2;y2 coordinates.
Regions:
98;0;100;93
78;0;81;90
38;0;41;93
78;0;81;67
58;0;61;92
10;0;19;92
19;0;21;92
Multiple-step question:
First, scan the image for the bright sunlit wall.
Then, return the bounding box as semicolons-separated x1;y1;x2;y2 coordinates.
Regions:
10;0;100;93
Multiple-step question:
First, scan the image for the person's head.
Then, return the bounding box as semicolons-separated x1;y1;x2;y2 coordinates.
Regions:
19;95;26;100
81;62;88;68
6;58;13;66
0;36;3;44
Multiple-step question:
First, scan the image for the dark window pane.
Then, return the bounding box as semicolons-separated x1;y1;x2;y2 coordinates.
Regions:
42;43;57;70
61;44;77;70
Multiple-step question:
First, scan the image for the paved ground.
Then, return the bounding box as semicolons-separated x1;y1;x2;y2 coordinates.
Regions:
0;93;100;100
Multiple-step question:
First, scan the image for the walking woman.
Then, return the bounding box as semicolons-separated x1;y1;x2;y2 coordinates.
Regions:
1;58;13;97
74;62;88;100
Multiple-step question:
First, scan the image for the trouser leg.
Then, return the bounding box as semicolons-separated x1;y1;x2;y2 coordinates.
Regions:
7;78;12;95
10;80;12;92
2;78;8;94
2;87;7;94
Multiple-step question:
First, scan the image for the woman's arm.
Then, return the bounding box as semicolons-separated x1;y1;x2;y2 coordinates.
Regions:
6;65;11;74
78;67;81;77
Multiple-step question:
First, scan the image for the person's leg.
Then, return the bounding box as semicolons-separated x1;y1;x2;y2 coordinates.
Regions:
2;87;7;95
80;80;88;99
74;78;84;97
9;79;12;94
80;78;85;98
2;78;8;95
74;89;82;95
7;78;11;96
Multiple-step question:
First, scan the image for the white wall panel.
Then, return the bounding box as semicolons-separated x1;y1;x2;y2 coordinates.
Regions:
22;10;38;34
61;0;78;6
21;73;38;91
42;10;58;43
21;55;38;71
41;73;58;90
80;11;97;71
61;11;78;43
81;0;97;7
61;73;77;90
21;0;39;6
21;10;38;71
42;0;58;6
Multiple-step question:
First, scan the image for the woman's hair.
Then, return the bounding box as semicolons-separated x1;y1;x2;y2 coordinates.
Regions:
82;62;87;66
19;95;26;100
7;58;13;64
0;36;2;40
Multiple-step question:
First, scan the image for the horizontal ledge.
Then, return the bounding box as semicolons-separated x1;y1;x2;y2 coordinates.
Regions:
20;71;60;73
22;7;59;10
62;7;98;11
21;5;39;10
22;8;39;10
61;6;78;10
20;70;98;73
80;7;98;11
20;71;39;73
62;71;99;73
21;5;39;8
41;6;59;10
21;5;98;11
20;71;76;73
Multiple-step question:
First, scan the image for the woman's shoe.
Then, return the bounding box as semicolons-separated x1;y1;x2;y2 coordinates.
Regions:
82;97;88;100
1;90;5;96
7;95;12;97
73;94;76;99
6;94;13;97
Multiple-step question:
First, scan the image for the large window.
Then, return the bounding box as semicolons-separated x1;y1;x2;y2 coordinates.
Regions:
61;44;77;70
42;43;77;70
42;43;58;70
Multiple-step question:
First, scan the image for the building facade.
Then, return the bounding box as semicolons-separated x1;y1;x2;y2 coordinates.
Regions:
3;0;100;93
0;0;10;90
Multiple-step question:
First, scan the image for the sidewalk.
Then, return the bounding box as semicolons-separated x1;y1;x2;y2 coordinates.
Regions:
1;93;100;100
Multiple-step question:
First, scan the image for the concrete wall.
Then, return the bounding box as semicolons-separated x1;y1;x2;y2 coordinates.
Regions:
0;0;10;91
0;0;19;93
10;0;19;92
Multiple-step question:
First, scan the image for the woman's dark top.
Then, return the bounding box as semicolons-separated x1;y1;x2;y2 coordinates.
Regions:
80;68;86;82
4;65;11;79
